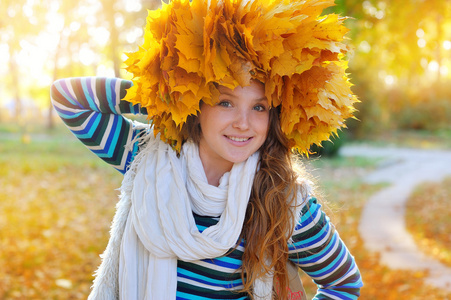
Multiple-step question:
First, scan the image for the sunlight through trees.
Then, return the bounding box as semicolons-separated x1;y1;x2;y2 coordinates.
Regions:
0;0;450;130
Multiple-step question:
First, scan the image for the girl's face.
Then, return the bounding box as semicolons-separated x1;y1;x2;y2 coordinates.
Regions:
198;80;270;173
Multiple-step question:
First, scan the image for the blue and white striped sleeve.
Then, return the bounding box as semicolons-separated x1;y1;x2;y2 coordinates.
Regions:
50;77;148;174
289;197;363;299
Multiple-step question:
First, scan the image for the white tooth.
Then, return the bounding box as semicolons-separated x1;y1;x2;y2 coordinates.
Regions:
229;136;248;142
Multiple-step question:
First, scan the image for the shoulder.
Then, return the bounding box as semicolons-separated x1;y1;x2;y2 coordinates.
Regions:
294;178;315;208
292;178;328;228
124;126;178;173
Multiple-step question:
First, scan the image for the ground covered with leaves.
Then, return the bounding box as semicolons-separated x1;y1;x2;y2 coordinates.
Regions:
302;155;451;299
0;127;122;299
1;125;451;299
406;177;451;269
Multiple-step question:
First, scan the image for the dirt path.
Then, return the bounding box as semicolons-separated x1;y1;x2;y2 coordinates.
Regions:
340;145;451;291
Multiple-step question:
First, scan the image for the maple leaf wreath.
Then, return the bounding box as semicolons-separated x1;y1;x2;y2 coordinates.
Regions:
123;0;358;154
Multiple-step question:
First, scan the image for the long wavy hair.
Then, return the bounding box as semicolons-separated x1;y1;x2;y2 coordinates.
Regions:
185;104;306;299
241;106;305;299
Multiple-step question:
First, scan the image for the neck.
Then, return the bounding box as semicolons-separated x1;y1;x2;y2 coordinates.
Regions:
202;163;230;186
198;148;233;187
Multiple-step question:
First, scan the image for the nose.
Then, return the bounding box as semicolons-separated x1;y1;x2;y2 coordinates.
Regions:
232;109;250;130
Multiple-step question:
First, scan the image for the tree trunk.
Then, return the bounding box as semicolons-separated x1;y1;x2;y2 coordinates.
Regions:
110;20;120;78
48;52;58;130
9;54;21;122
48;31;64;130
104;1;121;77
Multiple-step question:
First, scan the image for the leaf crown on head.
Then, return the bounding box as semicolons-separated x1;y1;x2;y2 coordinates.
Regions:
123;0;358;154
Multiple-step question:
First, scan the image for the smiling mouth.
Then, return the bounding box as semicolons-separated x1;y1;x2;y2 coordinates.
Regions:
226;136;251;142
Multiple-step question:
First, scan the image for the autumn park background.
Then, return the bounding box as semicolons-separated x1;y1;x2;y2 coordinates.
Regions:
1;0;451;299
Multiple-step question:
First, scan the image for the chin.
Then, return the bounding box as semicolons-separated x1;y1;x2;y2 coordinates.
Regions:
224;151;256;164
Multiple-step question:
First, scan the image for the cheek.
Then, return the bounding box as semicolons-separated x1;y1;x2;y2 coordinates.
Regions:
198;107;213;130
258;115;270;134
263;117;271;141
199;109;224;138
253;117;270;145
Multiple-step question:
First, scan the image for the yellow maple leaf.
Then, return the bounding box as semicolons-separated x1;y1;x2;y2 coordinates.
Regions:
271;51;298;77
178;53;201;74
313;14;349;42
175;34;203;61
123;0;356;153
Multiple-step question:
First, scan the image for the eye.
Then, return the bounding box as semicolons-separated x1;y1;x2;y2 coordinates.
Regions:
217;101;232;108
253;104;267;112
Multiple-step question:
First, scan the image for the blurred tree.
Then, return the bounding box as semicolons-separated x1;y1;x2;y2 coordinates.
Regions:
95;0;160;78
44;1;81;128
329;0;451;134
0;0;40;122
2;0;449;134
0;0;161;127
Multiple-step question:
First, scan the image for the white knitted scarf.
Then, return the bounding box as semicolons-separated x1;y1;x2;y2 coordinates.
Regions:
88;131;274;299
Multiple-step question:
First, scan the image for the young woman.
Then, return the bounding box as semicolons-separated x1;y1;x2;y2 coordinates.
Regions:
51;0;363;299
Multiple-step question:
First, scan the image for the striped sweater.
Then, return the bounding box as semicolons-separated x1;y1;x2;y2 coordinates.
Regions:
50;77;362;299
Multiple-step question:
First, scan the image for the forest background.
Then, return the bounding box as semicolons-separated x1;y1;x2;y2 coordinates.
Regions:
1;0;450;136
1;0;451;299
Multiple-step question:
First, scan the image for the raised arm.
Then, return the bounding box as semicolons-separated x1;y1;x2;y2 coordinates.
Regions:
289;198;363;299
50;77;148;174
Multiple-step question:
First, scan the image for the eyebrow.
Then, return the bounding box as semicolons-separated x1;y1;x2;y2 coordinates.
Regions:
219;92;268;103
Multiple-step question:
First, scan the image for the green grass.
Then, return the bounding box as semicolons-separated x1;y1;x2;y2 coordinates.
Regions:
301;154;383;200
307;154;382;169
0;123;111;166
354;128;451;150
